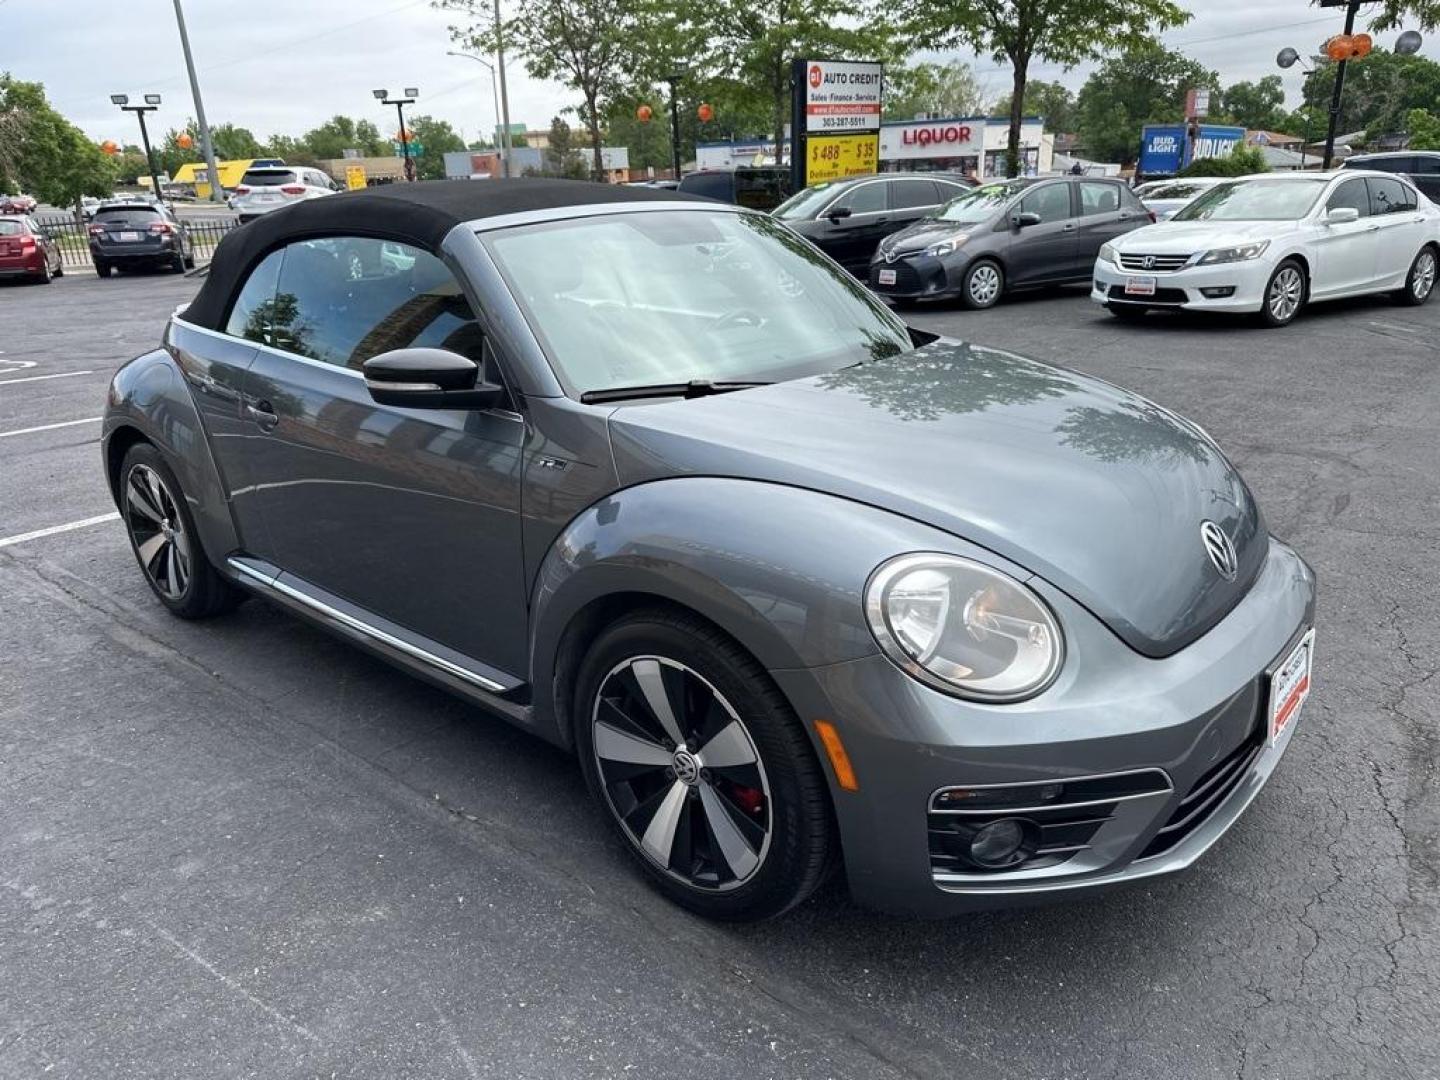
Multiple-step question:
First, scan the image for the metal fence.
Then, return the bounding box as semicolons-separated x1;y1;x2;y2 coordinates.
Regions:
34;212;240;270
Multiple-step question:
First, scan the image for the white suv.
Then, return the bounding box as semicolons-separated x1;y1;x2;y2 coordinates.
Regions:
231;166;339;223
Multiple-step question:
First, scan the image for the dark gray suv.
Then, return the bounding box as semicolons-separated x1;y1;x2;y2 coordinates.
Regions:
102;180;1315;920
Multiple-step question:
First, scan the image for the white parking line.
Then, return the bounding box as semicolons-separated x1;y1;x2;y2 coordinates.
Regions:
0;512;119;549
0;370;94;386
0;417;102;439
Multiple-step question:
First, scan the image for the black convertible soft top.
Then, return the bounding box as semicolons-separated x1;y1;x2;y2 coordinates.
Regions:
182;178;705;332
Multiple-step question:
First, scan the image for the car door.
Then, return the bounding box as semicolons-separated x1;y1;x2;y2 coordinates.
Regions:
235;235;529;676
1366;175;1426;286
814;180;892;275
1073;181;1138;276
1004;182;1079;286
1311;177;1380;298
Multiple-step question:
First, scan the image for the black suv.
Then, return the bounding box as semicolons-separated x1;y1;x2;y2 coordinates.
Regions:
1343;152;1440;203
677;166;793;211
88;202;194;278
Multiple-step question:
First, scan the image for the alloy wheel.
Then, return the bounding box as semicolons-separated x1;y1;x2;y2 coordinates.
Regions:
968;263;1001;306
124;464;191;601
591;656;772;891
1268;265;1303;323
1414;251;1436;300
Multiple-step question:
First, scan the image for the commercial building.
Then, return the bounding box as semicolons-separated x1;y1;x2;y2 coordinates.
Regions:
444;146;632;183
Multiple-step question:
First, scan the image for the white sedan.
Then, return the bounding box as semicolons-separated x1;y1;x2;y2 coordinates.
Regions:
1092;170;1440;327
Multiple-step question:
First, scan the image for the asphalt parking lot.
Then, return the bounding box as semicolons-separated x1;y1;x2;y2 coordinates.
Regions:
2;270;1436;1080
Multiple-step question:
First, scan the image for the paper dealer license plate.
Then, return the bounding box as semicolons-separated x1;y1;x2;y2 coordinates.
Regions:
1268;629;1314;745
1124;275;1157;296
877;268;897;286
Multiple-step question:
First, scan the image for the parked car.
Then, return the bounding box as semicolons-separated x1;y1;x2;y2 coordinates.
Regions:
773;172;977;276
102;179;1316;921
677;166;793;211
88;201;194;277
870;176;1153;307
230;165;340;223
1342;151;1440;203
0;215;64;283
0;193;39;214
80;196;102;221
1093;170;1439;326
1138;177;1226;220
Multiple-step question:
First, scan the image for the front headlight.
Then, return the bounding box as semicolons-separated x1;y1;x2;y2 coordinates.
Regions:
1098;242;1118;264
925;236;965;258
865;553;1063;702
1198;240;1270;265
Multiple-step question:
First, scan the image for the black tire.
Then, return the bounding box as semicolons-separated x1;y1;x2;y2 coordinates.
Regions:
184;250;196;270
1393;245;1437;307
960;258;1004;309
53;257;63;278
574;608;835;921
34;259;51;284
95;261;112;278
1106;303;1147;321
119;443;243;619
171;250;186;274
1256;258;1306;327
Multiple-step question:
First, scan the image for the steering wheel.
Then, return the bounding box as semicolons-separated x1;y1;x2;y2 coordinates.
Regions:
710;308;767;334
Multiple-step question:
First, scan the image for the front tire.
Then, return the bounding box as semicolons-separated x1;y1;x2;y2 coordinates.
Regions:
960;258;1004;309
1257;258;1306;327
574;609;835;921
1394;246;1437;306
119;443;242;619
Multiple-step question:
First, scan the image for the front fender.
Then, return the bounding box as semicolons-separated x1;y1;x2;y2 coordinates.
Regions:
526;476;1032;745
102;347;240;564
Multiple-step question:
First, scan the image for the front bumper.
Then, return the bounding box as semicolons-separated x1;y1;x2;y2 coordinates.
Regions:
868;253;963;300
773;536;1315;916
1092;255;1273;313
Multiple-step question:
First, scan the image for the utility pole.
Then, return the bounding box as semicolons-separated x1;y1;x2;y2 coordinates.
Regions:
1321;0;1360;169
111;94;164;200
666;66;688;181
493;0;513;177
171;0;223;202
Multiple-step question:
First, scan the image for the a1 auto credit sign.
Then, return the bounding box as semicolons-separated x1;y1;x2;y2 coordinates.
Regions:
791;58;884;187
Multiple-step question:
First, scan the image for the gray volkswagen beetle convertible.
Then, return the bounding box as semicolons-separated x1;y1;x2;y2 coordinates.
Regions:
102;180;1316;920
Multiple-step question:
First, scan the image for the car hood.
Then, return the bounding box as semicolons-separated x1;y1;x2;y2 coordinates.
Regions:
1117;219;1294;252
607;341;1265;658
879;219;981;258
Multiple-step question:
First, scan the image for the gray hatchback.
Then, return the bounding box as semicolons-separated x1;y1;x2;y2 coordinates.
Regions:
870;176;1153;307
102;180;1315;920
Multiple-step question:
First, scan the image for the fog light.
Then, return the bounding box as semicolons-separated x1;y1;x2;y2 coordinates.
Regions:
1200;286;1235;298
964;817;1037;869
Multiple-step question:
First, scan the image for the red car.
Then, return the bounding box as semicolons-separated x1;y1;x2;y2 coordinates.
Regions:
0;194;39;214
0;215;64;283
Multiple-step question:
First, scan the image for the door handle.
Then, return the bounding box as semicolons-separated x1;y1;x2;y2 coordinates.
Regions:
1062;222;1077;232
246;400;279;431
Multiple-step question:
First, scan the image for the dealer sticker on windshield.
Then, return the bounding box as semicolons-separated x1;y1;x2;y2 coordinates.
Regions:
877;268;897;286
1124;275;1157;296
1268;628;1314;746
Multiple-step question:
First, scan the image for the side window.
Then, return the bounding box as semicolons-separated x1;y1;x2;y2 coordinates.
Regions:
1020;183;1072;224
1119;185;1146;210
269;236;487;372
936;181;971;204
1415;156;1440;176
223;249;285;343
1326;178;1370;217
1368;176;1415;214
834;182;887;215
1078;181;1120;216
889;178;940;209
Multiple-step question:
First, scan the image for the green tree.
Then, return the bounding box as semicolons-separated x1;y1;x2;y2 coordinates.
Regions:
1075;43;1219;165
1177;142;1268;177
0;73;115;205
1295;48;1440;145
1407;107;1440;150
407;115;467;179
541;115;590;177
301;115;390;160
895;0;1189;177
1021;79;1077;132
885;60;983;120
1220;75;1287;132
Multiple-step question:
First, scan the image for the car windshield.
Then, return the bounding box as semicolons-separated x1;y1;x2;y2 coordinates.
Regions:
932;181;1028;223
772;182;842;220
1173;179;1327;222
484;209;912;396
1146;182;1211;200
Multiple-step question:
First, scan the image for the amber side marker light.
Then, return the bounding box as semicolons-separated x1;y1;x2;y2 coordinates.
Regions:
814;720;859;792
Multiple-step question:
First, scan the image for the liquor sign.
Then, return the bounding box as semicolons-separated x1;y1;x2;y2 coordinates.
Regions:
791;58;884;189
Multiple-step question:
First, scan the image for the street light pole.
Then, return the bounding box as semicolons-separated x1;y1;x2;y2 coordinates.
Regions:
111;94;164;200
374;89;419;181
170;0;223;202
1321;0;1360;169
665;66;688;181
447;51;503;175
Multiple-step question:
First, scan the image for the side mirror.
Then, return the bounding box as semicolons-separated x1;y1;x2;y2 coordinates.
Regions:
363;347;505;409
1011;211;1042;228
1326;206;1360;224
825;205;853;222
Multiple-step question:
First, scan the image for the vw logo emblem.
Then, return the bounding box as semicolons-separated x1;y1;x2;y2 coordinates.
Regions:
672;748;701;786
1200;520;1238;581
1142;255;1156;270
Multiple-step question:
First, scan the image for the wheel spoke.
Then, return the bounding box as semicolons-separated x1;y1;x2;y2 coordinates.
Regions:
699;784;759;879
696;719;756;769
144;470;169;519
127;474;163;522
136;532;167;572
165;543;181;595
640;780;688;866
631;659;686;746
595;721;673;768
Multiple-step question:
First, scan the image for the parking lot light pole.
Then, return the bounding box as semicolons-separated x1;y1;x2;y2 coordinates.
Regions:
374;89;418;181
112;94;164;200
447;51;505;176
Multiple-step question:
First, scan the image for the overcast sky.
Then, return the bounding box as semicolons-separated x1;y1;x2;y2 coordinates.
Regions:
0;0;1412;145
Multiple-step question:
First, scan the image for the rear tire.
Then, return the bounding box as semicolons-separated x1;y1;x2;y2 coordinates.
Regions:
1256;258;1306;327
34;260;51;284
119;443;243;620
574;608;836;921
1394;246;1437;307
95;261;112;278
171;251;186;274
960;258;1004;309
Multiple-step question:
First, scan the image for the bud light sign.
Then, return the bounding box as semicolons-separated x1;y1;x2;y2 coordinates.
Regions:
1139;123;1246;176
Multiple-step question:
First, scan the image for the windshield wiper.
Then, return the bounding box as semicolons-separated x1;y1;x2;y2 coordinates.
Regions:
580;379;771;404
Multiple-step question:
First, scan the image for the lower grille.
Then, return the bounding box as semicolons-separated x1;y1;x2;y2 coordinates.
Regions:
1118;252;1191;272
1108;284;1188;305
1137;729;1263;860
873;262;923;292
